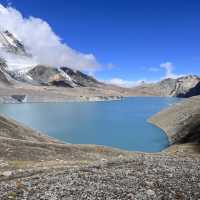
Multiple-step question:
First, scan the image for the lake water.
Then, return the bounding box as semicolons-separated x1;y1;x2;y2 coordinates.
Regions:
0;97;180;152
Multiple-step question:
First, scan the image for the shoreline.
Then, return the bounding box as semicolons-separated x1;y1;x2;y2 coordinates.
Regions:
0;96;187;154
0;95;182;151
0;94;183;104
0;94;124;104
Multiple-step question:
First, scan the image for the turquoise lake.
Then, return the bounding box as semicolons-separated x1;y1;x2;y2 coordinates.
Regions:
0;97;180;152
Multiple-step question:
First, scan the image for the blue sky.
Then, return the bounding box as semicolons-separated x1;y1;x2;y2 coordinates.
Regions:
1;0;200;86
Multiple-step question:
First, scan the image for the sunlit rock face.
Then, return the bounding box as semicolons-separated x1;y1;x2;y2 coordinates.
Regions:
131;75;200;98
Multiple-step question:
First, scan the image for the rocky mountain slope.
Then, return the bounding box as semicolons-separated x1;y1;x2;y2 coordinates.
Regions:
0;30;28;56
130;75;200;97
0;57;11;85
0;29;127;102
149;95;200;144
26;65;102;87
0;29;104;89
0;29;200;100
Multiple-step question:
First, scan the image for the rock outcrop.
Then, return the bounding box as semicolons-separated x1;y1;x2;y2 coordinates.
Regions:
0;30;29;56
27;65;102;88
165;75;200;97
0;58;13;85
60;67;101;87
130;75;200;97
27;65;72;86
178;81;200;97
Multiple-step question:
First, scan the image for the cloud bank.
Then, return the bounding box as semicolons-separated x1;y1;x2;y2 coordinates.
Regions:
0;4;99;71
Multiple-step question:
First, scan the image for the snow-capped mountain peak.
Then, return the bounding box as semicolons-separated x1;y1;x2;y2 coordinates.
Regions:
0;29;101;87
0;29;29;56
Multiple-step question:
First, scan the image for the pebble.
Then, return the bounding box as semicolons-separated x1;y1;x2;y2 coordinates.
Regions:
146;189;156;196
1;171;12;177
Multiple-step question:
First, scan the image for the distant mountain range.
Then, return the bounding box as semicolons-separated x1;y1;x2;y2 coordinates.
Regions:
0;29;200;98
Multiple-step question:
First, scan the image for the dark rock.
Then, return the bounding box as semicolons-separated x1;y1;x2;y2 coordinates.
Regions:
178;81;200;97
0;58;12;85
27;65;60;85
0;30;29;56
60;67;101;87
50;80;73;87
11;95;26;102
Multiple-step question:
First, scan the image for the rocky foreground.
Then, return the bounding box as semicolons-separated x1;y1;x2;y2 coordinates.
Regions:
0;96;200;199
1;155;200;200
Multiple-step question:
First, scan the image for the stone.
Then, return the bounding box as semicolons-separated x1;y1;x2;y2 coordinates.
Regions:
2;171;12;177
146;189;156;196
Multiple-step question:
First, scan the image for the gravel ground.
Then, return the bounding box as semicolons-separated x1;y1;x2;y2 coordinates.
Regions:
0;155;200;200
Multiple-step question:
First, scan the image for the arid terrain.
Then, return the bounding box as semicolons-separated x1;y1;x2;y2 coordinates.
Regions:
0;95;200;199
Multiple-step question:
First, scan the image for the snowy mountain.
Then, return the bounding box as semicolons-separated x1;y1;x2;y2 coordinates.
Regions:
27;65;100;87
0;29;101;87
0;30;28;56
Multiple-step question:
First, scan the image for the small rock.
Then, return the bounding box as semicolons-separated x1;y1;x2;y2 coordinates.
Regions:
146;189;156;196
118;155;123;159
127;193;134;199
18;169;23;173
2;171;12;177
145;181;154;186
101;158;107;162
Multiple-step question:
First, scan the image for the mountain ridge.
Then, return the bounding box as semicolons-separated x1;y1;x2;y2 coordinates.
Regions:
130;75;200;98
0;29;107;88
0;29;200;100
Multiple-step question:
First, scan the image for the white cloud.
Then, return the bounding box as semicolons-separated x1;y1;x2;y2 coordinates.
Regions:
160;62;174;78
0;4;99;71
160;62;184;79
105;62;185;88
104;78;157;88
0;51;37;71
